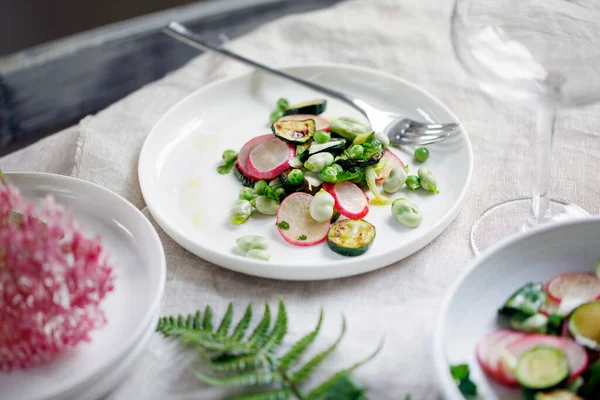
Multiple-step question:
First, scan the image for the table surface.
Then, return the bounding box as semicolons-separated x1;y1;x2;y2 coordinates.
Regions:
2;0;600;399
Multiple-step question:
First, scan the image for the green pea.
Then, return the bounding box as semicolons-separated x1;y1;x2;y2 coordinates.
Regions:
383;167;408;194
304;152;334;172
405;175;421;191
276;98;289;110
320;164;343;183
414;147;430;163
222;149;237;163
417;167;439;194
288;169;304;186
230;200;253;225
239;187;254;201
246;249;271;261
329;117;367;141
348;145;364;159
254;196;279;215
313;130;331;144
236;235;269;252
254;180;268;195
391;198;423;228
269;109;285;124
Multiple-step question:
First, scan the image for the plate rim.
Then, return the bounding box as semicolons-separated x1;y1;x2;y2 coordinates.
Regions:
3;172;167;399
432;215;600;399
138;62;474;280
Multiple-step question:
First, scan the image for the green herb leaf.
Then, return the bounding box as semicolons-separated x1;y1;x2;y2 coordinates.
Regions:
580;360;600;398
450;364;470;381
449;364;479;398
298;235;307;241
276;221;290;230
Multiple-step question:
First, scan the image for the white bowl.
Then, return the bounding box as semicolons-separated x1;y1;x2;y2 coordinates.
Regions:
433;217;600;400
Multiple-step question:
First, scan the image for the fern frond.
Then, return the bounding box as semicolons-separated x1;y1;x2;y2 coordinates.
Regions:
216;303;234;337
306;338;384;399
209;353;269;373
193;310;202;329
279;309;323;371
226;389;294;400
306;372;365;400
290;315;347;384
178;331;252;354
230;304;253;342
245;303;271;348
257;298;287;354
203;305;214;332
185;314;194;329
192;369;282;387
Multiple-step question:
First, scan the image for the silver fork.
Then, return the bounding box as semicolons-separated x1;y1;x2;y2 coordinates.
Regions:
163;21;461;146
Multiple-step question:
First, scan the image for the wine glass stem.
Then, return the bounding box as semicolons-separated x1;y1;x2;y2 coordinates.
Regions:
530;102;556;224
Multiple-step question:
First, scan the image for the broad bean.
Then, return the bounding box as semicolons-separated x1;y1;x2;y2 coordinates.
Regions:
309;189;335;222
230;199;253;225
304;152;334;172
383;167;408;194
391;198;423;228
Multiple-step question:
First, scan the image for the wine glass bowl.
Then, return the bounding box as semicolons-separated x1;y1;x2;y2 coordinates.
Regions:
451;0;600;253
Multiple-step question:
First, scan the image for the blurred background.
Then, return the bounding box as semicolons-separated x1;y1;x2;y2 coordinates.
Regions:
0;0;343;154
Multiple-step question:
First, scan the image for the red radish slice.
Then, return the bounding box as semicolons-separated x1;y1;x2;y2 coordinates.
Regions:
506;334;589;381
545;273;600;303
484;331;526;387
276;192;330;246
476;330;520;386
246;137;296;180
276;114;330;132
376;150;405;182
323;182;369;219
236;134;273;177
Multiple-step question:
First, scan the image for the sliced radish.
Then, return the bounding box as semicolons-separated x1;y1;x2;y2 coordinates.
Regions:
323;182;369;219
246;137;296;180
236;134;273;177
276;192;330;246
505;334;588;381
484;331;525;387
545;273;600;303
376;150;406;182
476;330;521;386
276;114;330;132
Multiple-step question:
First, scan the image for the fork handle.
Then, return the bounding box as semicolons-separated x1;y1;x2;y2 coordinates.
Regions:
163;22;369;118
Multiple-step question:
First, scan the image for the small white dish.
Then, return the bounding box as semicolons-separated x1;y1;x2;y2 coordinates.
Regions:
138;63;473;280
0;173;166;400
433;217;600;400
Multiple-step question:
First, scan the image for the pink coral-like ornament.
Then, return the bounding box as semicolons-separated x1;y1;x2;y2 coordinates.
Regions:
0;180;115;372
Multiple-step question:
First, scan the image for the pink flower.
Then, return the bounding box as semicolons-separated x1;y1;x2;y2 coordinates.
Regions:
0;180;115;372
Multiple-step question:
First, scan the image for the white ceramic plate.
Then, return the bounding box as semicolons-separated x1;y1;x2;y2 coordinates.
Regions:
138;63;472;280
433;217;600;400
0;173;166;400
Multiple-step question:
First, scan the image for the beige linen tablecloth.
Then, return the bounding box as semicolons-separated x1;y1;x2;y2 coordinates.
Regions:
2;0;599;398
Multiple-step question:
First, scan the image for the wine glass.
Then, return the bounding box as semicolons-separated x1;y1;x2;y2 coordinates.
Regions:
451;0;600;254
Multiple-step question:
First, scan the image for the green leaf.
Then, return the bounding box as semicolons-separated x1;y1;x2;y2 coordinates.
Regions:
306;372;366;400
178;331;251;354
217;303;234;337
209;353;268;373
307;338;384;399
258;298;287;354
450;364;470;381
279;308;323;371
246;303;271;348
186;314;194;329
193;310;203;330
204;305;214;332
291;316;347;384
231;304;253;342
192;369;281;387
226;389;293;400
